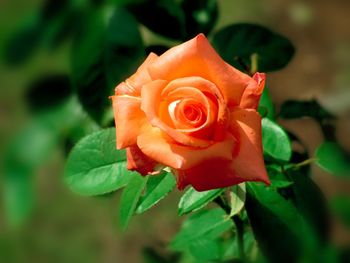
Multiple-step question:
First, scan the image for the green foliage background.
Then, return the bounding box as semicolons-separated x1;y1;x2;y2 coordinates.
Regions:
1;0;350;262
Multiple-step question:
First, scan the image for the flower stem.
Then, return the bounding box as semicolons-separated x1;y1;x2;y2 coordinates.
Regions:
292;158;317;170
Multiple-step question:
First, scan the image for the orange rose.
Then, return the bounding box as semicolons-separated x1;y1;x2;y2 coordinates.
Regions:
111;34;269;191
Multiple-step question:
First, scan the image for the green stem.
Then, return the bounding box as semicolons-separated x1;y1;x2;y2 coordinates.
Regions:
214;195;245;259
291;158;317;170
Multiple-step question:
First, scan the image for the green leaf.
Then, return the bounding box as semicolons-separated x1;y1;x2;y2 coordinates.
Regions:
178;187;223;216
212;23;295;72
119;174;148;231
3;0;73;65
26;74;72;113
330;195;350;229
136;171;176;214
279;100;334;121
3;12;43;65
262;118;292;162
71;7;145;123
267;165;293;188
258;85;275;119
170;208;233;251
288;170;330;243
2;119;60;226
222;231;257;261
3;162;34;227
181;0;218;38
228;183;246;217
315;142;350;176
127;0;186;40
245;182;304;262
189;238;221;262
65;128;132;196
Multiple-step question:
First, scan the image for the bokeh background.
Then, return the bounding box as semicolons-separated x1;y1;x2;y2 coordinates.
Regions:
1;0;350;262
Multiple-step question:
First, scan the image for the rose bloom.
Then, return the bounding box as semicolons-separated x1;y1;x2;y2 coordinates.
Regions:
111;34;270;191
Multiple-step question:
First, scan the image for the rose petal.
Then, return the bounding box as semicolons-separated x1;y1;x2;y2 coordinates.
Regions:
137;126;235;170
177;108;269;191
141;80;213;147
126;145;157;175
161;76;229;140
112;94;147;149
240;72;266;110
148;34;251;106
115;53;158;96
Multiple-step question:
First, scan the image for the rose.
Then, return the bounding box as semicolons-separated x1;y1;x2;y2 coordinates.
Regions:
111;34;270;191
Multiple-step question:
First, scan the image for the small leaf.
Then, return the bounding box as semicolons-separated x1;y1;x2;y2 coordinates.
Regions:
228;183;246;217
212;23;295;72
178;187;223;216
127;0;185;40
136;171;176;214
181;0;218;38
65;128;132;196
258;85;275;119
267;165;293;188
262;118;292;162
315;142;350;176
170;208;233;251
119;174;148;231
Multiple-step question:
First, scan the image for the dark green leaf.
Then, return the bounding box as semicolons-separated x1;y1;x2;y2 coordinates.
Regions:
65;128;132;196
262;118;292;162
170;208;233;251
212;23;295;72
315;142;350;176
279;100;334;121
127;0;185;40
178;187;223;216
26;74;72;113
330;195;350;229
119;174;148;231
258;85;275;119
3;13;44;65
71;7;145;123
288;170;330;243
3;0;72;65
136;171;176;214
181;0;218;38
246;183;304;262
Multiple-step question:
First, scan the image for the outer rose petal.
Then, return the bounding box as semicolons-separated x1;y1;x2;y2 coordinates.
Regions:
148;34;252;106
112;93;147;149
126;146;157;175
115;53;158;96
177;108;270;191
137;126;235;170
240;72;266;110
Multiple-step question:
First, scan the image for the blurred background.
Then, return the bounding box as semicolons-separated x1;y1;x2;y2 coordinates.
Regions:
1;0;350;262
